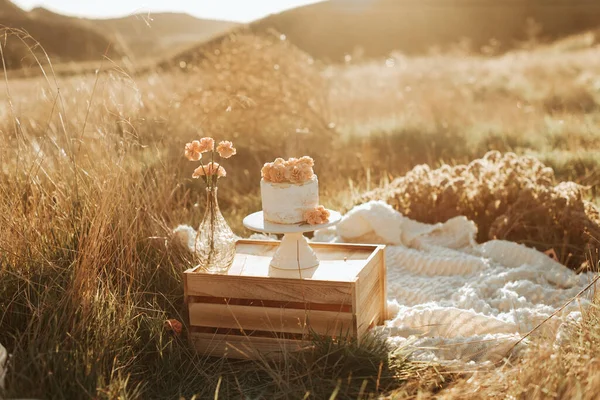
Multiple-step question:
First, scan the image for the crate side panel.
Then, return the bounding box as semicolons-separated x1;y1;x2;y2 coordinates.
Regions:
190;332;307;359
355;248;386;337
356;249;384;308
185;274;354;304
189;303;354;335
379;246;388;321
357;286;383;338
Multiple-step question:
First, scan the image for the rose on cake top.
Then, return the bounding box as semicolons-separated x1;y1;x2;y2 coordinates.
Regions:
261;156;315;184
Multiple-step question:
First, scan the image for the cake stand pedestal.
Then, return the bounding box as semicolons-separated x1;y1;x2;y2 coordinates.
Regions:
243;210;342;270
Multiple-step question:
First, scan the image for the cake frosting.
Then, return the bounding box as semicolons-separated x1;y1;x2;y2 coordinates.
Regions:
260;156;327;225
261;176;319;224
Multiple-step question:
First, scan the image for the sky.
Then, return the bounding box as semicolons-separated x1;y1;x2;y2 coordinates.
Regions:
12;0;322;22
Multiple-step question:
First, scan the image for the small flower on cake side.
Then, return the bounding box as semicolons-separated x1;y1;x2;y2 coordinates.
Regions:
304;205;330;225
261;156;315;184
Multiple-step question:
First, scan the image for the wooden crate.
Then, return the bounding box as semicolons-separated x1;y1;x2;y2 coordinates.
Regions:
183;239;387;359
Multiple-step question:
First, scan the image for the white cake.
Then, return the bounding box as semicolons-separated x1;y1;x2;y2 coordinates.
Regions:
261;176;319;224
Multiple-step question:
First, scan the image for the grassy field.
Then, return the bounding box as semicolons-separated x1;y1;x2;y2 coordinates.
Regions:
1;32;600;398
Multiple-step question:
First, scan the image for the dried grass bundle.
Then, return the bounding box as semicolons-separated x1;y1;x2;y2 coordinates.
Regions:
363;150;600;270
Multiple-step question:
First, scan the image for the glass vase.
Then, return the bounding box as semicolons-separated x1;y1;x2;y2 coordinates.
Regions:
194;187;237;274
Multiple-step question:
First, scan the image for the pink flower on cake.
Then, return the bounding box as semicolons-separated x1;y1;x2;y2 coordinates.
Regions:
287;165;314;184
269;164;288;183
197;137;215;153
286;157;299;167
217;141;236;158
184;140;202;161
304;205;330;225
262;156;316;183
297;156;314;168
193;162;226;178
261;163;273;180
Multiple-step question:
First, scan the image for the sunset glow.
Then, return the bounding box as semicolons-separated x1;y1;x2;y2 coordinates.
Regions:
12;0;322;22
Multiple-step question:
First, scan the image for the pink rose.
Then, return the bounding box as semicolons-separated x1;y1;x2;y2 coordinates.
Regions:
288;165;314;184
297;156;314;168
285;157;299;167
184;140;202;161
197;137;215;153
299;165;314;182
269;164;288;183
261;163;273;181
304;205;330;225
192;162;226;178
262;156;316;183
217;140;236;158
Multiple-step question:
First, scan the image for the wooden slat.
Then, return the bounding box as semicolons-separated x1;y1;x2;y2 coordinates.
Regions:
189;303;354;335
185;274;354;304
357;256;380;307
356;250;382;307
190;326;305;340
351;280;359;342
379;246;388;321
355;247;386;338
187;295;353;312
190;332;309;359
357;286;382;338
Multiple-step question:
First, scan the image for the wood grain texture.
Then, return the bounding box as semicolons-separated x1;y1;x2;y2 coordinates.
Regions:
187;295;353;312
380;247;388;321
356;250;382;307
184;240;387;359
189;303;354;335
357;287;382;338
185;274;354;304
190;332;309;359
355;247;386;338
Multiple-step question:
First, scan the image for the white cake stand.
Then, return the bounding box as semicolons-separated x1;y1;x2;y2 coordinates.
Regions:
243;210;342;270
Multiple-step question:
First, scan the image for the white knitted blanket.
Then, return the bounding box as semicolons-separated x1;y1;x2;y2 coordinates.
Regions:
313;201;595;362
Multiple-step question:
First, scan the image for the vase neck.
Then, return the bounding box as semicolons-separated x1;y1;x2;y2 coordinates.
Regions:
205;187;220;212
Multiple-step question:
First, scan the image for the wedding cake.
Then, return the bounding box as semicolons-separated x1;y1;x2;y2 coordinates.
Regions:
261;156;330;225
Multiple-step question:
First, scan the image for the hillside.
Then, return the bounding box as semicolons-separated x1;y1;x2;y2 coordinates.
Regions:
28;7;239;60
244;0;600;61
0;1;237;70
0;0;122;69
91;13;238;59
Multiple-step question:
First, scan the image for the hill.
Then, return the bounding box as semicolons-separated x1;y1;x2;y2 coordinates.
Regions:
0;1;237;70
0;0;122;69
244;0;600;61
90;13;238;60
28;7;239;60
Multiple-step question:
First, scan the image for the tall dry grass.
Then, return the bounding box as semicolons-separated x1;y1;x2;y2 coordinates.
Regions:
437;301;600;400
1;31;600;397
